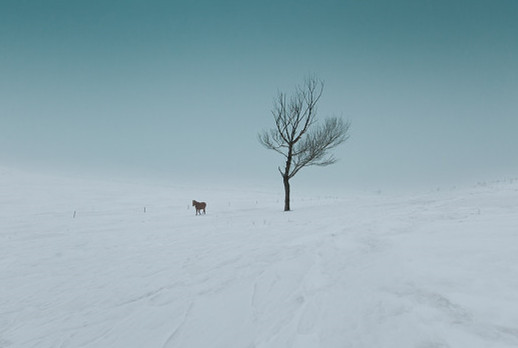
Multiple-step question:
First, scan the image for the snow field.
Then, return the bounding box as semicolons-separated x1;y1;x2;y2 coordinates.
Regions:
1;169;518;347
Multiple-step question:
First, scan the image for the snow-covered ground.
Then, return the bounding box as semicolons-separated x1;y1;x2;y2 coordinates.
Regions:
1;168;518;348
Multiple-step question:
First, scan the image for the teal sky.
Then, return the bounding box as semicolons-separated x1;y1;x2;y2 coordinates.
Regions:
1;0;517;190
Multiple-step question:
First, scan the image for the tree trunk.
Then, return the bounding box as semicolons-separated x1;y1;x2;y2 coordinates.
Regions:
283;175;290;211
282;145;293;212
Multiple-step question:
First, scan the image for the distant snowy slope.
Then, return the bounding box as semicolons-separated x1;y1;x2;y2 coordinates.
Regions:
1;168;517;348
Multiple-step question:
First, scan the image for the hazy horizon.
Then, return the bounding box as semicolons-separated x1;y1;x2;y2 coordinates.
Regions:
1;0;517;191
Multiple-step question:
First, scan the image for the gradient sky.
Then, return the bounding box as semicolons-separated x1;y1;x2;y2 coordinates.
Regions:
1;0;517;191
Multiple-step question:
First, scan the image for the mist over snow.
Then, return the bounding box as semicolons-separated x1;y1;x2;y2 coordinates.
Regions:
1;167;518;347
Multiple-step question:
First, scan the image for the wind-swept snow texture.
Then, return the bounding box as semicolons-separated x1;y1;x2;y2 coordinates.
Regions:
1;169;518;348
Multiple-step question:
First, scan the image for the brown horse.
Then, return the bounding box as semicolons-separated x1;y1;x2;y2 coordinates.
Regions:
192;200;207;215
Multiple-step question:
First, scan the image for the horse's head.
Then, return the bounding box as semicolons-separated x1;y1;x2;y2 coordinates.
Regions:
192;200;196;206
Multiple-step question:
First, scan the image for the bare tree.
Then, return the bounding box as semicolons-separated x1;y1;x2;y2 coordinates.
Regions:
258;77;351;211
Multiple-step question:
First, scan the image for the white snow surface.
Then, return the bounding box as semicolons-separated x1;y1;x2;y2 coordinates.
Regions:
1;168;518;348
